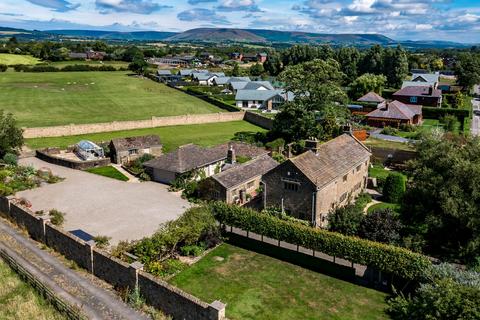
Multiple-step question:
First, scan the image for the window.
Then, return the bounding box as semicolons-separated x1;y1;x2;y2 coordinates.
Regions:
339;192;347;202
356;165;362;172
283;181;299;192
343;174;348;182
247;181;255;189
410;96;418;103
128;149;138;155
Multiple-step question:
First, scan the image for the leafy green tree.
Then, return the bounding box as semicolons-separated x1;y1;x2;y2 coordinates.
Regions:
401;133;480;263
349;73;387;99
249;63;264;76
359;209;402;244
359;45;384;75
0;111;23;157
264;52;282;76
455;53;480;91
270;103;319;142
439;114;459;132
383;172;406;203
337;47;360;83
383;45;409;88
128;55;148;75
328;204;363;236
231;62;241;76
122;46;143;62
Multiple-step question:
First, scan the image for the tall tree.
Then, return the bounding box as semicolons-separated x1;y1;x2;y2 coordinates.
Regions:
270;103;319;142
0;111;23;157
359;45;384;75
337;47;360;84
383;45;409;88
455;53;480;91
349;73;387;99
264;52;282;76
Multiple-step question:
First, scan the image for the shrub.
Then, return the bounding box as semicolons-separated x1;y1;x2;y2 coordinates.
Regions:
211;202;431;280
146;259;187;278
328;204;363;236
381;126;399;136
439;114;459;132
93;235;111;249
383;173;406;203
0;64;7;72
359;209;402;244
49;209;65;226
0;184;13;196
181;243;206;257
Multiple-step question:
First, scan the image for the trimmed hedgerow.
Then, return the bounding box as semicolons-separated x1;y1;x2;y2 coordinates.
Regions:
210;202;431;280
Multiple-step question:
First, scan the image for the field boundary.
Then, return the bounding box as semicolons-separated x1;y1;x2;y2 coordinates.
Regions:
0;196;226;320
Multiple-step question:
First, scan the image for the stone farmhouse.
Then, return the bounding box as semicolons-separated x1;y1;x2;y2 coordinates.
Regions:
143;142;268;184
262;134;371;228
200;154;278;205
109;135;163;165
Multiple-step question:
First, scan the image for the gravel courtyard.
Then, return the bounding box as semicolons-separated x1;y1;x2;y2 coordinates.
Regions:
17;157;190;244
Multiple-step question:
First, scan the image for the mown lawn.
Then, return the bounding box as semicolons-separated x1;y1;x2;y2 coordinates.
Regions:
85;166;129;181
26;121;266;152
0;53;40;65
170;244;389;320
363;137;414;151
367;202;401;214
369;164;393;180
48;60;129;69
0;258;66;320
0;71;224;127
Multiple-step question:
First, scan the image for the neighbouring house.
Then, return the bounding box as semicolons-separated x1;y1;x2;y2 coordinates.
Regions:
393;85;442;107
411;73;439;87
365;100;422;127
178;69;194;78
143;142;268;184
86;50;106;60
357;92;385;104
230;52;243;61
200;154;278;205
192;72;217;85
199;52;214;61
262;134;371;228
109;135;163;165
242;81;274;90
69;52;87;60
156;70;181;83
149;57;189;68
257;53;268;63
235;89;293;110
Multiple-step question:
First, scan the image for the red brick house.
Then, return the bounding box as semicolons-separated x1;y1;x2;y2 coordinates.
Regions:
365;100;422;127
393;85;442;107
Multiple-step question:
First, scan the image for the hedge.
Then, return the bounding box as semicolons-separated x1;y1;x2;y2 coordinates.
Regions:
184;87;241;112
211;202;432;280
422;107;470;120
13;64;125;72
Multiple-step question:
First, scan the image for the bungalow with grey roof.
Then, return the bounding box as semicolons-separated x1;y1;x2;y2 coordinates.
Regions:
235;89;292;111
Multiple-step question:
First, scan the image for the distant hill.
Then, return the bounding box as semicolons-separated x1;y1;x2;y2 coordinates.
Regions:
0;26;473;48
46;30;176;41
166;28;394;45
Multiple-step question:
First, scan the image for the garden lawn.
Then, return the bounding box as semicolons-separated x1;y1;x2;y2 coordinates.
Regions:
0;53;40;66
369;164;392;180
85;166;129;181
0;258;66;320
363;137;414;151
0;71;224;127
367;202;401;214
170;244;389;320
26;121;266;152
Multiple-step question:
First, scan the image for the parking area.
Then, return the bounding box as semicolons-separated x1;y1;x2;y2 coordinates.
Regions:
17;157;190;244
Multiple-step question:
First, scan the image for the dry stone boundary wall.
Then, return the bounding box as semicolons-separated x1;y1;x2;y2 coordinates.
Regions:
0;196;226;320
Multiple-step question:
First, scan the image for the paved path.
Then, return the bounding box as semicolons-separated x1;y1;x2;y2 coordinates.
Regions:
17;157;191;244
368;129;413;143
0;219;149;320
471;97;480;136
111;164;140;183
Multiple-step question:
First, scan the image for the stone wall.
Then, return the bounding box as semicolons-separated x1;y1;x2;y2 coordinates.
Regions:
36;150;111;170
0;196;226;320
243;111;274;130
24;112;246;139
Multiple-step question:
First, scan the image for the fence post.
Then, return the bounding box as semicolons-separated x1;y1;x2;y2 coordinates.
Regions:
129;262;144;290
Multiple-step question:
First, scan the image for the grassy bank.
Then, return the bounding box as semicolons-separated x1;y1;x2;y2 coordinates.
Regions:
0;258;66;320
85;166;129;181
170;244;388;320
0;71;224;127
26;121;266;152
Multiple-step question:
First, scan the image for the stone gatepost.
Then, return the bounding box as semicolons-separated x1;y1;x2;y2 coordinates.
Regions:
208;300;226;320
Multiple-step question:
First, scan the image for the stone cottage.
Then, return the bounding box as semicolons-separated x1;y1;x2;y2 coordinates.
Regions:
262;134;371;228
109;135;163;165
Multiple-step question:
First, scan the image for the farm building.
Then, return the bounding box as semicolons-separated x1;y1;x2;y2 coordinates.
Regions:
109;135;162;165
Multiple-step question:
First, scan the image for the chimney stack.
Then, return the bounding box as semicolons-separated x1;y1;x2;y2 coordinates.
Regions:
227;144;236;164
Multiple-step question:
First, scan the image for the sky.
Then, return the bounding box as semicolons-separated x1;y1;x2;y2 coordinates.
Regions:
0;0;479;43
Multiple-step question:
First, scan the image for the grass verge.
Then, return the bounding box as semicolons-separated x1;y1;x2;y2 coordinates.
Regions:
0;258;66;320
170;243;389;320
85;166;129;181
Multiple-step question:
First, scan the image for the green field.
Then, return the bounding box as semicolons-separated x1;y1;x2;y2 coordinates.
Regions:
0;53;40;66
26;121;266;151
85;166;129;181
48;60;129;69
0;71;224;127
170;244;388;320
0;258;66;320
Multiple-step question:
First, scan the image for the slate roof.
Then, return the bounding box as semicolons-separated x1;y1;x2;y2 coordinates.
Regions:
214;77;231;85
357;92;385;103
143;142;268;174
193;73;216;81
111;135;162;152
228;77;251;83
411;73;439;83
231;81;249;91
157;70;172;75
243;81;275;90
401;81;435;89
289;134;371;189
394;86;442;98
212;155;278;189
235;89;288;102
365;100;421;120
178;69;193;76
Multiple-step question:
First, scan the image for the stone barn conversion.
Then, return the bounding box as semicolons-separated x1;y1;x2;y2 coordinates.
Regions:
109;135;163;165
262;134;371;228
143;142;268;184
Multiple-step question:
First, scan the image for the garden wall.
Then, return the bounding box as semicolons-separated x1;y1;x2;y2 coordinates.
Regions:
243;111;274;130
23;112;245;138
36;149;111;170
0;196;226;320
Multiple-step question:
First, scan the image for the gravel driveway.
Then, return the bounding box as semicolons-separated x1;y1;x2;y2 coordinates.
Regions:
17;157;190;244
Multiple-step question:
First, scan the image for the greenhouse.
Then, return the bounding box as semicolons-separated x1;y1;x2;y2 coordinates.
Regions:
75;140;105;161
